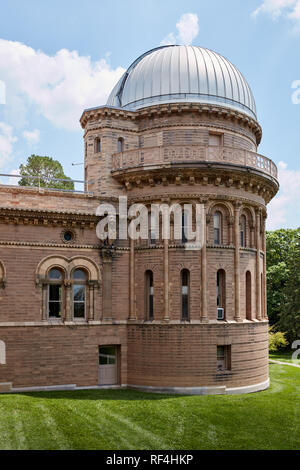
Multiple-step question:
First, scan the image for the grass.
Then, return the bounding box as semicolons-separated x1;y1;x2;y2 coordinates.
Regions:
269;350;300;364
0;364;299;450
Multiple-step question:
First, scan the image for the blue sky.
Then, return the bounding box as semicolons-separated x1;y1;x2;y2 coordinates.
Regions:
0;0;300;229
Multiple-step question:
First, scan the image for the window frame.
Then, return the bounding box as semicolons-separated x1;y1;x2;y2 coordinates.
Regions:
213;211;222;245
72;269;87;320
145;270;154;321
181;269;190;322
47;268;64;320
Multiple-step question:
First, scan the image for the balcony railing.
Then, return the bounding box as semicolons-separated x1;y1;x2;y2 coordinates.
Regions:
111;144;278;179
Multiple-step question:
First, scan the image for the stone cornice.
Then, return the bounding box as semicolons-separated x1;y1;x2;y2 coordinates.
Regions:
0;240;100;249
115;167;277;204
80;102;262;144
0;206;98;228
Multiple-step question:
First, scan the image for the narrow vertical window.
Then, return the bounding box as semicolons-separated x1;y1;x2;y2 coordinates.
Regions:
149;211;157;245
145;270;154;321
246;271;252;320
214;212;221;245
48;268;63;318
95;138;101;153
117;137;124;153
182;210;188;244
73;269;86;319
240;215;246;247
217;269;226;320
181;269;190;321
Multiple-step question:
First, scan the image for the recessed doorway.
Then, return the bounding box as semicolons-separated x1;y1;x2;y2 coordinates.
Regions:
98;346;118;385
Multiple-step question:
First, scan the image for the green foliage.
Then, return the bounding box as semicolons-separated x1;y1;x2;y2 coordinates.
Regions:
18;155;74;190
278;232;300;344
266;229;299;325
269;326;288;352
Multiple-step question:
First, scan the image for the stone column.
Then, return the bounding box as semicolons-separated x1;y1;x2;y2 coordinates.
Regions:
88;281;95;321
65;281;72;321
234;203;241;321
201;202;208;322
42;283;48;321
129;237;136;320
262;213;267;319
163;237;169;322
256;210;262;321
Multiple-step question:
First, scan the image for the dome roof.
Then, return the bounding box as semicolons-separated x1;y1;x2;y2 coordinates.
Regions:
106;45;257;119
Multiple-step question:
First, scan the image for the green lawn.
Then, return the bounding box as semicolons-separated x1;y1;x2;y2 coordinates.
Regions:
0;364;299;450
269;350;300;364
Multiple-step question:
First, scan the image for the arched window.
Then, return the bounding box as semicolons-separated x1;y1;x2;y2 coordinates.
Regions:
246;271;252;320
240;215;247;247
182;210;188;244
48;268;63;318
213;212;222;245
72;269;87;319
145;270;154;321
181;269;190;321
95;138;101;154
117;137;124;153
217;269;226;320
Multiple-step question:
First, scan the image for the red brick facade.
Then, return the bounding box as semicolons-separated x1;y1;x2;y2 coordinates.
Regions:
0;96;278;394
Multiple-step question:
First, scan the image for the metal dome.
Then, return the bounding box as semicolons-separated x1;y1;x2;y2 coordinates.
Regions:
106;45;257;119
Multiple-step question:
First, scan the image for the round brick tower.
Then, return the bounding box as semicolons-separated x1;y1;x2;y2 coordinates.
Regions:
81;46;279;394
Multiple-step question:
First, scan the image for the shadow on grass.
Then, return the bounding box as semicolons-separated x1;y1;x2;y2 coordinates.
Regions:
12;388;184;401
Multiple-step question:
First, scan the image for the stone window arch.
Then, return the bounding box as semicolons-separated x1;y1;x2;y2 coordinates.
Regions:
208;202;233;245
36;256;100;322
0;340;6;365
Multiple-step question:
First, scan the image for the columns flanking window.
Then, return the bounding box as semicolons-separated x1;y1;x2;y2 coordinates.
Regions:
213;212;222;245
217;269;226;320
145;270;154;321
36;255;100;322
246;271;252;320
181;269;190;321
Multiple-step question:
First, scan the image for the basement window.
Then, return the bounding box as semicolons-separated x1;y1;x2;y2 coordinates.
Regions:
217;345;231;372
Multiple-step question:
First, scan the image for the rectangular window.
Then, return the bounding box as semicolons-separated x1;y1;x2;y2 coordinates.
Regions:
73;285;85;318
48;285;62;318
217;345;231;372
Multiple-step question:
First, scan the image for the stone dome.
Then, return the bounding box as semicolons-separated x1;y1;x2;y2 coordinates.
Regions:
106;45;257;119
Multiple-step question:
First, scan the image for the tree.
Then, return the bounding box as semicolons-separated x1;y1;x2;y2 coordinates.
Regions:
278;232;300;344
269;326;288;352
18;155;74;190
266;229;299;325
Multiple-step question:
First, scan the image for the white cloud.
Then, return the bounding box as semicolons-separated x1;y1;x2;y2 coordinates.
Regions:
0;122;17;169
267;161;300;229
22;129;40;145
161;13;199;46
0;39;125;131
252;0;300;25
